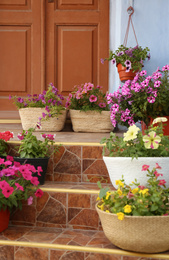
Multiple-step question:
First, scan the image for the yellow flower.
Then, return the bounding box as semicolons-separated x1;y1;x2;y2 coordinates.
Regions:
115;180;120;185
123;125;140;141
115;180;124;187
106;192;111;200
96;196;100;201
117;212;125;220
139;189;149;196
124;204;132;213
131;188;139;194
117;189;123;196
106;210;110;213
143;131;161;149
153;117;168;124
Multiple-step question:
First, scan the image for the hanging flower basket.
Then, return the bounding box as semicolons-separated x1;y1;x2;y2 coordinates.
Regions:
116;63;138;82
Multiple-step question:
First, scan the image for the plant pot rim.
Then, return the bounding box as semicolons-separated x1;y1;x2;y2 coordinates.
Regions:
95;202;169;219
103;156;169;159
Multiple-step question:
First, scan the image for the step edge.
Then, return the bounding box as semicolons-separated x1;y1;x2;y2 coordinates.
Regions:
41;187;99;194
0;240;168;259
8;140;104;146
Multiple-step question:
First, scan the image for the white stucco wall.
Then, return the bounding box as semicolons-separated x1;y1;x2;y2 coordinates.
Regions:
109;0;169;93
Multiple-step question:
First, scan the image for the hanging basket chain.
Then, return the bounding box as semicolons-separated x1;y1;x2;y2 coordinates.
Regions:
123;6;138;47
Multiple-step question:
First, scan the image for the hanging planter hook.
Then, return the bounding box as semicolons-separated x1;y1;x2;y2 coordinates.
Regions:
127;6;134;16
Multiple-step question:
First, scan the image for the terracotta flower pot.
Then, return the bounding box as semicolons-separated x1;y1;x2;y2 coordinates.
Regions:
116;63;137;82
0;208;10;232
141;116;169;136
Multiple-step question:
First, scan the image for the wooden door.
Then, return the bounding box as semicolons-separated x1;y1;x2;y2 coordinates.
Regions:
0;0;109;118
45;0;109;95
0;0;45;118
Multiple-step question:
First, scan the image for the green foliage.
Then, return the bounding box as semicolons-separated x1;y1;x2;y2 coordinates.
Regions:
101;119;169;158
104;44;150;72
97;165;169;218
66;82;110;112
17;128;61;158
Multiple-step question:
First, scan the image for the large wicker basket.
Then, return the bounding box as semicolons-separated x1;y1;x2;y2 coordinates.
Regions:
19;108;67;131
96;202;169;253
70;109;113;133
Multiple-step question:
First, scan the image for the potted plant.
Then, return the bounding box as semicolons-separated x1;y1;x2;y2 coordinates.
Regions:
0;156;43;232
107;64;169;132
14;128;61;185
65;82;113;132
100;117;169;188
0;131;14;157
10;83;67;131
96;163;169;253
102;44;150;82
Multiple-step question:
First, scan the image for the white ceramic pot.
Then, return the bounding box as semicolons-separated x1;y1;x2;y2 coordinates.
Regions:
103;156;169;188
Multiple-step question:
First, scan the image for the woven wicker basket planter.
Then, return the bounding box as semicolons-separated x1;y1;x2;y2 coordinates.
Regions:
19;108;67;131
96;202;169;253
69;109;113;133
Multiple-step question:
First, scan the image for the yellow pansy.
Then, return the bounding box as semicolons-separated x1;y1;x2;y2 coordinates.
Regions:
139;189;149;196
131;188;139;194
117;189;123;196
106;192;111;200
124;204;132;213
117;212;125;220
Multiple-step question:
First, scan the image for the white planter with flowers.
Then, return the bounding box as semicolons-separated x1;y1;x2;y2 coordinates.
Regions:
101;117;169;188
66;82;113;133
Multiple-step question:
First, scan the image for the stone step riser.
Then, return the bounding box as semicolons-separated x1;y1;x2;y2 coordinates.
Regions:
9;143;110;185
10;189;101;231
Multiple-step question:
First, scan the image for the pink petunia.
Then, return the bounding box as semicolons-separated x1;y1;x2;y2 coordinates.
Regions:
155;163;161;169
142;165;150;171
27;196;33;205
31;177;39;186
35;189;43;198
89;95;97;103
158;180;166;186
2;185;14;198
15;183;24;191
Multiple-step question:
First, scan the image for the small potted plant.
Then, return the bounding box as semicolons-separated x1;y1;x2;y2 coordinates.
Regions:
0;156;43;232
96;163;169;253
0;131;14;157
10;83;67;131
65;82;113;132
101;117;169;188
107;64;169;133
13;128;61;185
102;45;150;82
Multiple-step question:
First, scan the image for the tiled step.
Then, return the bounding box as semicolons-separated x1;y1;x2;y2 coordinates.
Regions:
0;226;169;259
10;183;112;230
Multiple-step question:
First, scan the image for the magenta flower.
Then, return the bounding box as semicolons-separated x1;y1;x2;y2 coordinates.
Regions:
89;95;97;103
31;177;39;186
158;180;166;186
35;189;43;198
15;183;24;191
147;96;155;103
142;165;150;171
2;185;14;198
99;102;106;108
27;196;33;205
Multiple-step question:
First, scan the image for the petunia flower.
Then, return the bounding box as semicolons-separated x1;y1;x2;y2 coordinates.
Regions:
123;124;140;141
143;131;161;149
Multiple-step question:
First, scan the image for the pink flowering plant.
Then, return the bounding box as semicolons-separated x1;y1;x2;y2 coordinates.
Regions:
10;83;66;127
101;117;169;159
107;64;169;128
65;82;110;112
16;128;60;158
0;156;43;212
0;131;14;156
97;163;169;220
102;45;150;72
